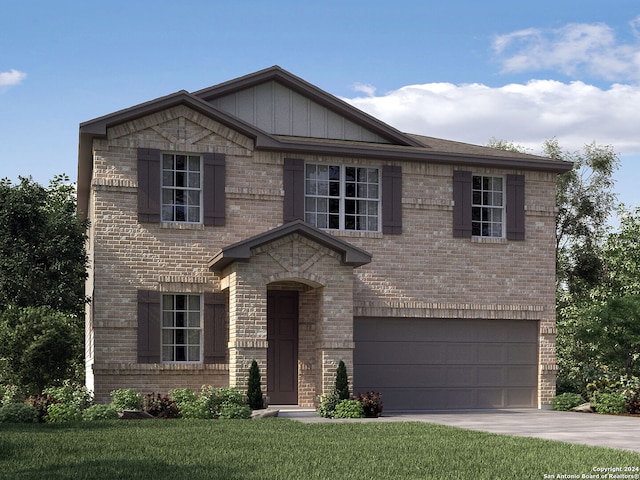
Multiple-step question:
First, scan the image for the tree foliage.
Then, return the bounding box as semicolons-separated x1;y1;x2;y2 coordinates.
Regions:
575;295;640;378
550;139;619;300
0;175;88;316
0;306;83;395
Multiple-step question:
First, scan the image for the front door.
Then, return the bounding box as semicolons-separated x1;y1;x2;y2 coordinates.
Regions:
267;290;299;405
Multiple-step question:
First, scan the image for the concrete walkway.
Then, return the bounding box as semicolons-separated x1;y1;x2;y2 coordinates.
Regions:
279;408;640;453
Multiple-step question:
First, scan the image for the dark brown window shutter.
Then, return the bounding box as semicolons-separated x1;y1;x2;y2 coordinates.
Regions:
203;292;227;363
506;174;525;240
203;153;226;226
452;170;472;238
137;148;161;223
382;165;402;234
283;158;304;222
137;290;161;363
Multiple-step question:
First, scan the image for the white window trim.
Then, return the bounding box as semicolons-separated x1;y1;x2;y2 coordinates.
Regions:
471;174;505;238
160;153;203;224
304;163;381;232
161;293;203;364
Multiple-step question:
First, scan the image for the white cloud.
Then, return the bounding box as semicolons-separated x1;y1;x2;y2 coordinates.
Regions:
492;21;640;82
0;69;27;89
343;80;640;156
352;82;377;96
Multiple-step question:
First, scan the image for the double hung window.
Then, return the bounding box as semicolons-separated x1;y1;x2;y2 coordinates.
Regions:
304;164;380;231
162;294;202;363
161;154;202;223
472;175;504;237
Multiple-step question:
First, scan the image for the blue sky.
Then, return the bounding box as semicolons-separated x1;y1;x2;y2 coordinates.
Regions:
1;0;639;209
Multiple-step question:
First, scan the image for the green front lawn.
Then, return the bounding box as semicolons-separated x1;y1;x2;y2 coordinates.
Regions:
1;419;638;479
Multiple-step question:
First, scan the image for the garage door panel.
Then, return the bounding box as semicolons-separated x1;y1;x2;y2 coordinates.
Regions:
354;341;445;364
354;317;538;410
507;344;538;363
506;366;538;386
356;364;447;388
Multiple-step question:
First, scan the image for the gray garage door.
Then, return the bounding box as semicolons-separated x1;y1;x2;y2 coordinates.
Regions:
354;317;538;410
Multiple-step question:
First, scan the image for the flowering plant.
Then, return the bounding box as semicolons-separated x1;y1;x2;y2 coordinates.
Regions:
358;391;383;417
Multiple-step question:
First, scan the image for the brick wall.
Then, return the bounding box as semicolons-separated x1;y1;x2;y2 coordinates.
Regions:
87;105;558;406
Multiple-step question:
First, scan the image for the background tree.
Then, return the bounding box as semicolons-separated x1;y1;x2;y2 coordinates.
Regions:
0;175;88;316
0;175;88;393
0;306;83;395
549;139;619;300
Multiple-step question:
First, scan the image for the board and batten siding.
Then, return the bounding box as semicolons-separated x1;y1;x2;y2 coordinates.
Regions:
210;80;391;143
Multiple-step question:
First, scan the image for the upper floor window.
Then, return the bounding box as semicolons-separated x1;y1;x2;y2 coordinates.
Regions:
161;154;202;223
304;164;380;231
162;294;202;363
472;175;504;237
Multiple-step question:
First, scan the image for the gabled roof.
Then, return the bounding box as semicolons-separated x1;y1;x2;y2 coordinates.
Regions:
208;220;372;271
193;65;423;148
77;66;573;217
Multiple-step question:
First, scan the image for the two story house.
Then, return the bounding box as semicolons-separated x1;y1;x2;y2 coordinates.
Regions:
78;66;572;410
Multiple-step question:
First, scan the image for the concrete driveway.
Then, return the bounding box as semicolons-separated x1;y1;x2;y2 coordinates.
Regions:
280;408;640;453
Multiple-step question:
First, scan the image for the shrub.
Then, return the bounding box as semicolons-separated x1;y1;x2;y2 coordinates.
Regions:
592;392;627;415
335;360;349;401
625;388;640;414
45;403;83;423
358;391;383;417
110;388;142;410
25;394;56;423
142;393;180;419
318;390;340;418
0;402;38;423
212;387;248;417
247;360;265;410
43;383;92;411
334;399;364;419
169;388;211;419
0;384;22;407
552;393;585;411
218;404;251;419
82;404;118;421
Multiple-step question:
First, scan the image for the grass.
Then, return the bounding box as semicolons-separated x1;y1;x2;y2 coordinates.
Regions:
1;419;639;479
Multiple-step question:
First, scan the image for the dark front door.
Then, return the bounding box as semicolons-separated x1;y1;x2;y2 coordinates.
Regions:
267;290;299;405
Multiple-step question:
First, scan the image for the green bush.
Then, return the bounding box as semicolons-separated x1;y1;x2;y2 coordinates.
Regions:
0;384;22;407
82;404;119;421
169;387;211;419
43;383;92;411
592;392;627;415
218;404;251;419
551;392;585;411
110;388;142;410
247;360;264;410
335;361;350;401
45;403;82;423
0;402;38;423
318;390;340;418
334;399;364;419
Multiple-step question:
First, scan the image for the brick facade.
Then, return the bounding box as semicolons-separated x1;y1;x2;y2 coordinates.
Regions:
82;69;567;408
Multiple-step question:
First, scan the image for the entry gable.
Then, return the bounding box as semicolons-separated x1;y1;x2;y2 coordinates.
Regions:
208;220;372;271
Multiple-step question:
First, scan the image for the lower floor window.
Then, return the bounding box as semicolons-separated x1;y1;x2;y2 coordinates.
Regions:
162;294;201;362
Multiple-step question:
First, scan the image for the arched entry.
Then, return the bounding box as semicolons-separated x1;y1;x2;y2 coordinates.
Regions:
267;290;299;404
